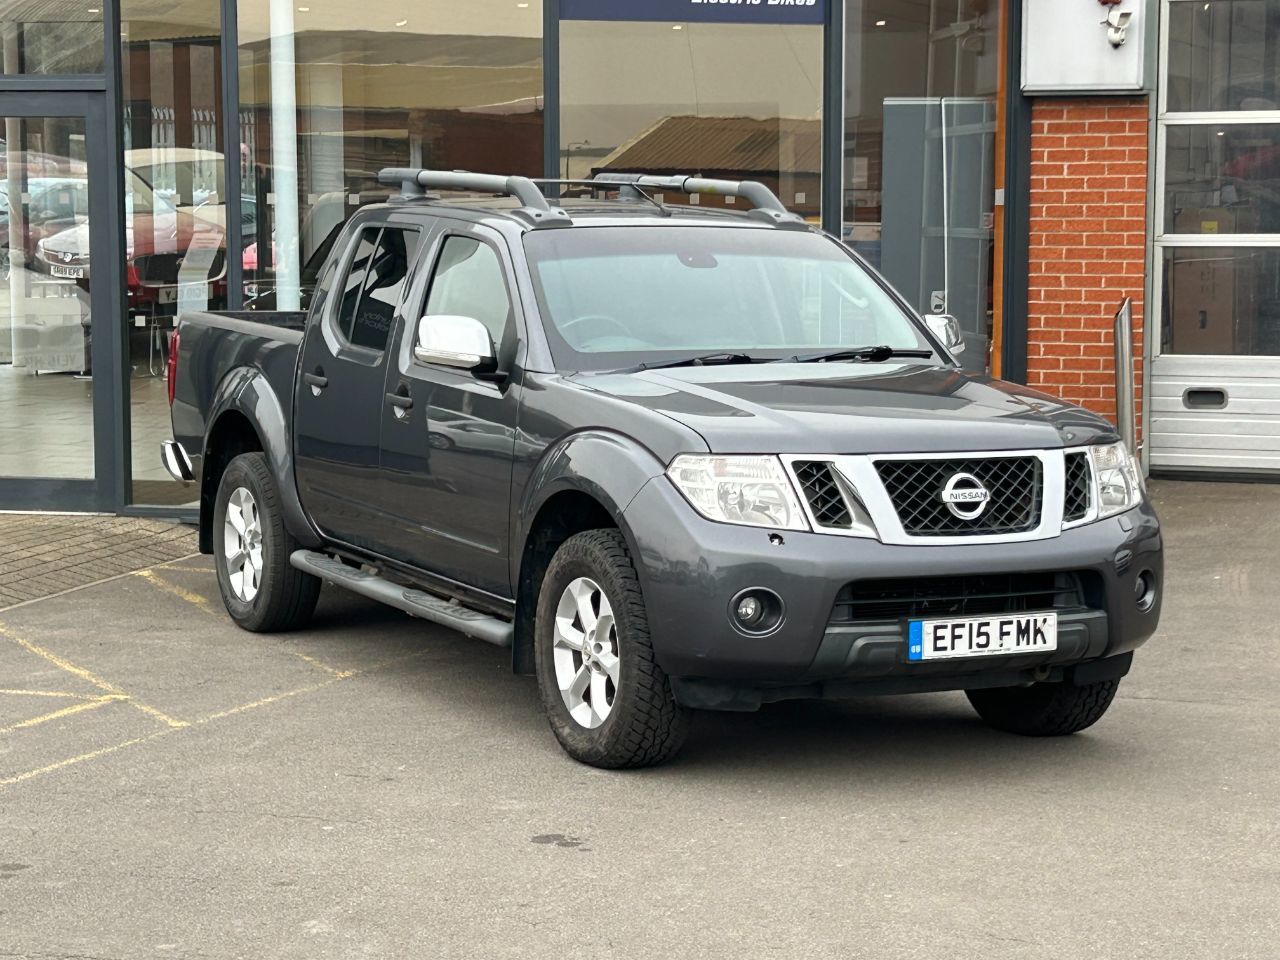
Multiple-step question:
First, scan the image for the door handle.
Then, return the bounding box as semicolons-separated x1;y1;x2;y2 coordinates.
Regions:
303;371;328;389
386;392;413;411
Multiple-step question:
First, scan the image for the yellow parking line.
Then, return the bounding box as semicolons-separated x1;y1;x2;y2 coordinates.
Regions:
197;678;340;724
0;730;174;787
0;689;101;700
289;652;354;679
0;623;189;730
155;564;214;574
196;650;426;724
0;623;128;695
0;648;429;790
0;696;125;736
134;569;217;616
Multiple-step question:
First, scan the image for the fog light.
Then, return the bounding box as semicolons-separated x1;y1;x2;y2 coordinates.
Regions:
729;588;784;636
1135;570;1157;613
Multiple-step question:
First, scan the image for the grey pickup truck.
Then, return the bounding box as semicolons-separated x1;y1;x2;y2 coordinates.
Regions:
162;168;1162;768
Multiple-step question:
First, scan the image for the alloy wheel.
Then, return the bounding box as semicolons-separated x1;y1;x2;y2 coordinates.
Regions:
223;486;264;602
552;577;620;729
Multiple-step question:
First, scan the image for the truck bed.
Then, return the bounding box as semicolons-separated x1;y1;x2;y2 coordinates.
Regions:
169;310;307;477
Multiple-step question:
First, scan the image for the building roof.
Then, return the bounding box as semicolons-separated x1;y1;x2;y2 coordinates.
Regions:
596;115;822;177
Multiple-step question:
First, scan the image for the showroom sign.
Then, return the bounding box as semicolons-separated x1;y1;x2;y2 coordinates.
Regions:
561;0;826;25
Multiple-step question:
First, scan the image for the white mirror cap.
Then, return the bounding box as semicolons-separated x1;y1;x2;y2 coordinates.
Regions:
925;314;966;355
416;314;495;368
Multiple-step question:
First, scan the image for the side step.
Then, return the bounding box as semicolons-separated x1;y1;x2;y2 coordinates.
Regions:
289;550;513;648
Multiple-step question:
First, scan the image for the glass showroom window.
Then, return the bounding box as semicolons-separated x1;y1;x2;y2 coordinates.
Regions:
0;0;103;74
843;0;1002;368
559;19;823;222
238;0;544;312
121;0;227;506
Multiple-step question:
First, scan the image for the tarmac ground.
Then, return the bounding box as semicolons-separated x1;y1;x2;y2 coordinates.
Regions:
0;479;1276;959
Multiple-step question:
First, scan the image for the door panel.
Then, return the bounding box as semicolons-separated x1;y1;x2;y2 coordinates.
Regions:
294;223;418;549
378;229;519;597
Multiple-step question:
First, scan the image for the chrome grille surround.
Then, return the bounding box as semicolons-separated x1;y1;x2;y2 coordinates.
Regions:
782;448;1103;545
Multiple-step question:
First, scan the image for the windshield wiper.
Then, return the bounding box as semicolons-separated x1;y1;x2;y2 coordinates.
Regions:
638;353;767;371
786;345;936;364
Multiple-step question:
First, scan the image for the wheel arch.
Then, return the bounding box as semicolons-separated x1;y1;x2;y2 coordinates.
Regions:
199;370;319;553
510;432;665;675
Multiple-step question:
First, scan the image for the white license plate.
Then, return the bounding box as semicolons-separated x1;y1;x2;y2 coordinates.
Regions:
49;264;84;279
908;612;1058;662
157;287;178;304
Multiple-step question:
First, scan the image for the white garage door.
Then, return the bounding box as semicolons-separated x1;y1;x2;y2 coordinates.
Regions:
1151;1;1280;477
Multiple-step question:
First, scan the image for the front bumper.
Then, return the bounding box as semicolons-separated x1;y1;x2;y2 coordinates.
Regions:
622;478;1163;703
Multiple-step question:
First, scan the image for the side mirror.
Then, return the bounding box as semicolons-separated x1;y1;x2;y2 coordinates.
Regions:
414;314;499;375
924;314;966;356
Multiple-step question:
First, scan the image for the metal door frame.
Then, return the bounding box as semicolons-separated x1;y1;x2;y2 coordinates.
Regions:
0;90;127;512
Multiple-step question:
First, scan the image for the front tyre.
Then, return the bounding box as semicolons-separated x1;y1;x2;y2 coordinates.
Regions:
966;678;1121;737
535;529;691;769
212;452;321;632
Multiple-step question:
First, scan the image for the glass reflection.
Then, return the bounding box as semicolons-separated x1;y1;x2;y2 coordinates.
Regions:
560;20;823;222
122;2;227;504
0;119;94;480
843;0;1001;369
0;0;103;74
1167;0;1280;114
238;0;544;311
1165;124;1280;235
1162;247;1280;357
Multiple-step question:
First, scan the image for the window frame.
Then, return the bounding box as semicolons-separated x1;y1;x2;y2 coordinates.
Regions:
323;220;422;360
411;226;520;373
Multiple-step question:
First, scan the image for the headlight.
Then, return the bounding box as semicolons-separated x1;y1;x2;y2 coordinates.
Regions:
1090;441;1144;519
667;455;810;531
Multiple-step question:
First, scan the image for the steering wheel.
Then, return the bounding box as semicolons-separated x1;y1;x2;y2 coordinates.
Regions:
559;313;632;345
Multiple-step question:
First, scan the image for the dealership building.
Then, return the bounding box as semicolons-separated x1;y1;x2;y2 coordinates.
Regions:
0;0;1274;517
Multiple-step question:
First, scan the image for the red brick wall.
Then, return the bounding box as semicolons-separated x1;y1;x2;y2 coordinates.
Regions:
1026;99;1148;439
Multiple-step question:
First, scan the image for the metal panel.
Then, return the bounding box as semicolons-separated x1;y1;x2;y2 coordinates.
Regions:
1001;0;1031;384
222;0;244;311
1150;355;1280;473
1022;0;1150;94
820;0;841;238
544;0;560;185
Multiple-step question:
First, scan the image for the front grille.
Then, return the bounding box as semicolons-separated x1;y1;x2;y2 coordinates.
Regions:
793;461;852;529
876;456;1042;536
134;250;227;284
830;571;1095;624
1063;451;1092;522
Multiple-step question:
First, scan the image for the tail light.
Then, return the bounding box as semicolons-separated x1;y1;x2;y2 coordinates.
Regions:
166;329;180;407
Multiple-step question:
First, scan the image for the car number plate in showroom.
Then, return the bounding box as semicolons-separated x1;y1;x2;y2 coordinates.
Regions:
50;264;84;279
908;612;1058;661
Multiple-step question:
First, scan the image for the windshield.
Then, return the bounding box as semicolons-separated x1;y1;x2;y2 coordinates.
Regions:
523;226;934;372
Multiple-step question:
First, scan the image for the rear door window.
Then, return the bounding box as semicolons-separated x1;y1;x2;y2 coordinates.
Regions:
334;226;420;352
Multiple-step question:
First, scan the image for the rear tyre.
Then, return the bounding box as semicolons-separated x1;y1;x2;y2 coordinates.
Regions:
212;452;321;632
966;678;1121;737
534;529;691;769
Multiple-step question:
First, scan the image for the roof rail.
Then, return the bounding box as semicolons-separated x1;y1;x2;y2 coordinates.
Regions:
591;174;809;229
376;168;572;229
